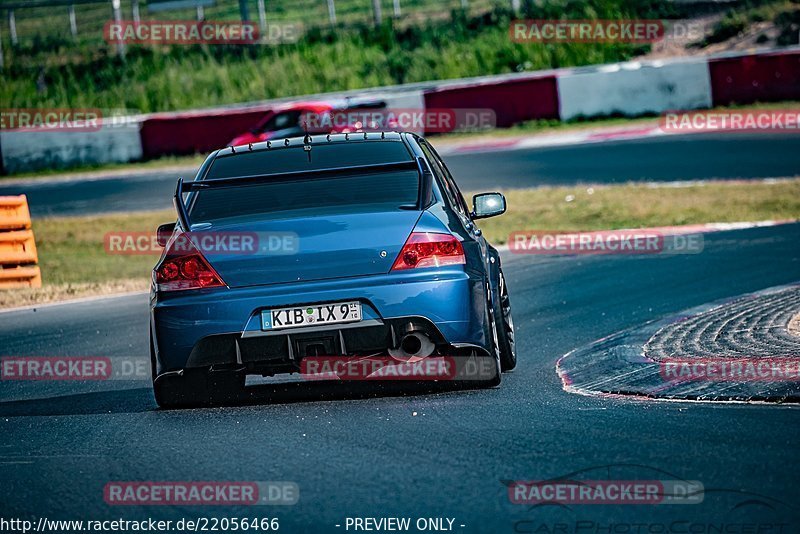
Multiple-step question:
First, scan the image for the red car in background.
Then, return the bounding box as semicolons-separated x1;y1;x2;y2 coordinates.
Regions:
228;101;333;146
228;99;395;146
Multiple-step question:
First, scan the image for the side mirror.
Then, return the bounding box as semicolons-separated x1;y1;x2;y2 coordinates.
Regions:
156;222;176;247
472;192;506;219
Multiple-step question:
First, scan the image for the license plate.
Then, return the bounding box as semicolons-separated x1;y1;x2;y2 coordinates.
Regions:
261;301;362;330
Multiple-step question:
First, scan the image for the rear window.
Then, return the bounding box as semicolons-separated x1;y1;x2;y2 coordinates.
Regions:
206;141;412;179
189;170;420;225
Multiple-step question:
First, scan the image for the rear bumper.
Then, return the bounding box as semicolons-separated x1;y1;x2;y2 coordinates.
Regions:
150;267;490;375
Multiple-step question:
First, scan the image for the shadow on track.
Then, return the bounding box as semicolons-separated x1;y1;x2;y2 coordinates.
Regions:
0;387;155;417
236;379;485;407
0;379;492;417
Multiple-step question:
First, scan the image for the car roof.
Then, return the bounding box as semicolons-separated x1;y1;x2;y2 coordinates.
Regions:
271;100;333;112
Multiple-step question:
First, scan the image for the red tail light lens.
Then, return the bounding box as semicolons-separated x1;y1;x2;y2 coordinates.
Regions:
391;232;466;271
155;235;225;292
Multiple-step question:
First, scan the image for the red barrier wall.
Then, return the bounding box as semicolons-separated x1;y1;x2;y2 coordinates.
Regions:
423;75;560;132
135;50;796;160
709;51;800;106
140;107;271;158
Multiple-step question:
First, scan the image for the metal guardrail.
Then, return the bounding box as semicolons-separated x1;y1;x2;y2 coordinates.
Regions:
0;0;498;68
0;0;498;45
0;0;108;8
0;195;42;289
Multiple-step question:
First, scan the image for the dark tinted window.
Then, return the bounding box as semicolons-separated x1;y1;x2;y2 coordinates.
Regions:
207;142;412;179
258;111;301;133
189;170;420;224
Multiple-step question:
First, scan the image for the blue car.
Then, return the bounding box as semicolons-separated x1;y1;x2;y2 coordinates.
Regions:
150;132;515;407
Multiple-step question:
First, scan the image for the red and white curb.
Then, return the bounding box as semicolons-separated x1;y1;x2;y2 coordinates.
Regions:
626;219;798;236
437;125;666;155
556;282;800;404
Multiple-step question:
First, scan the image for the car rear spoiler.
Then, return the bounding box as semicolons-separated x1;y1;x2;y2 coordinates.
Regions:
174;160;423;229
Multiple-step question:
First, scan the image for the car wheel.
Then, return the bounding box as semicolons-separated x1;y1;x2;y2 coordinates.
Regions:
149;330;158;381
480;285;503;388
153;367;244;409
153;368;201;409
493;269;517;371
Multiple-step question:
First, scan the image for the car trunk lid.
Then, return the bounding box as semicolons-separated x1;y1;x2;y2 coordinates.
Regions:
195;211;422;288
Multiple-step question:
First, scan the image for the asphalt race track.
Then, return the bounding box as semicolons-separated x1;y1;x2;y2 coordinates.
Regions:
2;132;799;217
2;134;800;531
2;225;800;530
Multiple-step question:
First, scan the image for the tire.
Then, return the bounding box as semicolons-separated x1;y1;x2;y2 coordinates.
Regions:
478;284;502;388
493;269;517;371
149;330;158;381
153;367;245;409
153;368;204;409
484;313;503;387
451;349;500;388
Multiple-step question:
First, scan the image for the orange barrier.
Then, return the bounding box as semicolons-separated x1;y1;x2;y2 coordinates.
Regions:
0;195;41;288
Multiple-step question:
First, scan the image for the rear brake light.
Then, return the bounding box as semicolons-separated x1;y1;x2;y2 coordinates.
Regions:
391;232;466;271
155;235;225;291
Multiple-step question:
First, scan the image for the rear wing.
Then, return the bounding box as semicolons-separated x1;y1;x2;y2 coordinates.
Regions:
174;159;430;228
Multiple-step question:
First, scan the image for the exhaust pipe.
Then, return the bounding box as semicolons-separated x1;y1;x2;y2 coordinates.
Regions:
389;331;435;362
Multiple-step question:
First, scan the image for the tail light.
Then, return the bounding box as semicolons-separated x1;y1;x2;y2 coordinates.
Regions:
391;232;466;271
154;234;225;292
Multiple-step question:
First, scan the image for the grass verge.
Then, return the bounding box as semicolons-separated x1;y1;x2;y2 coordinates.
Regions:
0;210;171;309
2;178;798;308
476;178;800;244
4;3;663;113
